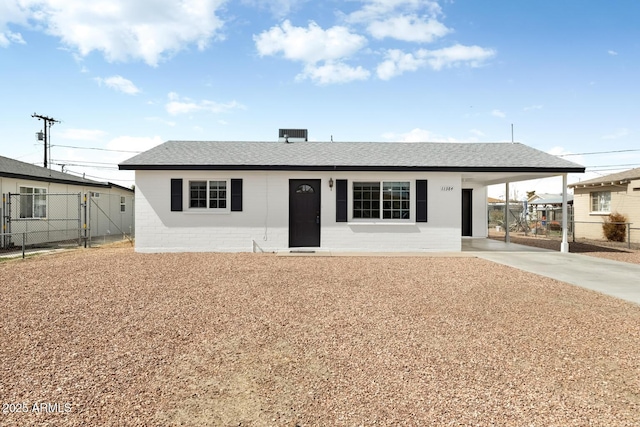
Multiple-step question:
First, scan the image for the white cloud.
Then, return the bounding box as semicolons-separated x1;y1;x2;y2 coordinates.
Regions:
421;44;496;70
346;0;443;24
0;30;25;46
491;109;506;118
377;44;496;79
0;0;29;47
242;0;304;18
107;135;164;153
165;93;246;116
298;61;370;85
94;75;141;95
4;0;226;66
58;129;108;141
602;128;629;140
608;50;618;56
367;15;451;42
254;20;367;64
470;129;485;137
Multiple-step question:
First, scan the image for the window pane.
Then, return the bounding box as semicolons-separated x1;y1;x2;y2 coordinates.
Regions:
383;181;410;220
591;191;611;212
190;181;207;208
353;182;380;219
208;180;227;209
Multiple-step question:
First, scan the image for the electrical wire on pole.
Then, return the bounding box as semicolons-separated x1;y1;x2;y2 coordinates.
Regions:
31;113;61;169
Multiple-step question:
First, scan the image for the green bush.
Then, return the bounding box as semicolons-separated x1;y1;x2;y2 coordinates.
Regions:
602;212;627;242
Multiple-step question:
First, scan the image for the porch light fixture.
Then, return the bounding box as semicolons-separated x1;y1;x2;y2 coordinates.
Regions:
329;178;334;189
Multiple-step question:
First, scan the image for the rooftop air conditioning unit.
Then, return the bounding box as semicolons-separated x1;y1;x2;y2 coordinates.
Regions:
279;129;307;143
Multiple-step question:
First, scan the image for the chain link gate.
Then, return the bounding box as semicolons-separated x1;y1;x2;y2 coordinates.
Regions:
1;193;82;253
1;191;135;255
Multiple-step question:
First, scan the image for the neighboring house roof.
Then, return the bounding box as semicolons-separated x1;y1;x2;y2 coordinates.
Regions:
0;154;110;188
488;197;504;204
119;141;585;173
569;167;640;188
528;194;573;205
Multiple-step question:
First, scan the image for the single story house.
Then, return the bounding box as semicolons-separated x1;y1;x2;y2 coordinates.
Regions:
1;154;134;247
569;167;640;242
119;133;584;253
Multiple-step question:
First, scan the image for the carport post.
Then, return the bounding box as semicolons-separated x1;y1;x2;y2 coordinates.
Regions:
561;174;569;253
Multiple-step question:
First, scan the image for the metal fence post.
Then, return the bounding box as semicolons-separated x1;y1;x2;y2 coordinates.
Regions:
628;223;631;250
82;193;87;248
22;232;25;259
87;194;92;247
77;193;82;246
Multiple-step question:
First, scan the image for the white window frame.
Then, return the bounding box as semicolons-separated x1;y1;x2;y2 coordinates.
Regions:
120;196;126;213
590;191;611;214
19;186;47;219
350;180;412;223
187;179;230;213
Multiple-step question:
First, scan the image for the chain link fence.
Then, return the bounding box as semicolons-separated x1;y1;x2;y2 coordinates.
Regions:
1;191;134;257
489;203;638;249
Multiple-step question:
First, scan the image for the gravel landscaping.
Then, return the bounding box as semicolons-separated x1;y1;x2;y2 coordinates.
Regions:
1;244;639;426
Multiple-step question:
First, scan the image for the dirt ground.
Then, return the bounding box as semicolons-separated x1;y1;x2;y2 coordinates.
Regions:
1;245;639;426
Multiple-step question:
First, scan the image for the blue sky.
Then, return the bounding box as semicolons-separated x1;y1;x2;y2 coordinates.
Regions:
1;0;639;197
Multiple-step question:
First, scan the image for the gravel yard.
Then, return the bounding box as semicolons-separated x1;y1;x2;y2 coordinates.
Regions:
1;245;639;426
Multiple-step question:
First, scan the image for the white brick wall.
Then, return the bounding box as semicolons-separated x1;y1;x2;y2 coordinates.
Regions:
134;170;487;253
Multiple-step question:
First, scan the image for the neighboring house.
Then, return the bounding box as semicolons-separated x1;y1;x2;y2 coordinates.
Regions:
0;155;134;247
569;167;640;242
119;133;584;253
528;193;574;221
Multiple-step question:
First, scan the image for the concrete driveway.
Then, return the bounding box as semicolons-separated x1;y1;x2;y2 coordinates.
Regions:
464;238;640;305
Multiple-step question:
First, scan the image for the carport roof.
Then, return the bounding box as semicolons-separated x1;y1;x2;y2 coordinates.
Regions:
119;141;584;176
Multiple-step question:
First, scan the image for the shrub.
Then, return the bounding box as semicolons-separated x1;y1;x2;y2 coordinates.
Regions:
602;212;627;242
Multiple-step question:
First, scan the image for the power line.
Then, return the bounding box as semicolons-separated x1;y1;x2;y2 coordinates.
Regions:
558;148;640;157
585;163;640;169
52;144;143;154
63;168;135;182
51;162;119;170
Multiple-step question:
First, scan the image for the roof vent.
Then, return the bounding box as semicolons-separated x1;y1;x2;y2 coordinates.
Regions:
279;129;307;143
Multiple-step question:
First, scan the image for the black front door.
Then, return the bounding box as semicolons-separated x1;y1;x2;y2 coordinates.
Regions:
289;179;321;247
462;188;473;236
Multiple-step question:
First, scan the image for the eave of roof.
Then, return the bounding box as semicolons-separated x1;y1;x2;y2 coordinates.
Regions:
0;171;111;188
119;164;585;173
569;167;640;188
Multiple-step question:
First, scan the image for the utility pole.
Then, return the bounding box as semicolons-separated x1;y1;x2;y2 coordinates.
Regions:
32;113;61;169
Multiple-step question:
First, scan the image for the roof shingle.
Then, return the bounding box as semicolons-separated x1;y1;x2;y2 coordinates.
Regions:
119;141;584;172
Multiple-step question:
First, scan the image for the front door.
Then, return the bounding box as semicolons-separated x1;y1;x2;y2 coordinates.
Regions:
289;179;321;247
462;189;473;236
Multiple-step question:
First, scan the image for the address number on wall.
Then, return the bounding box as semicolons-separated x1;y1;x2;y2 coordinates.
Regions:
440;186;454;191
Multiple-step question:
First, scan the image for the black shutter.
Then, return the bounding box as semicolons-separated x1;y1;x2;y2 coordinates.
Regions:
416;180;428;222
336;179;348;222
170;179;183;212
231;179;243;211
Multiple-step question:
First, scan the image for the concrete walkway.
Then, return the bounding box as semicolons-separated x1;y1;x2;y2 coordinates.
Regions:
463;238;640;305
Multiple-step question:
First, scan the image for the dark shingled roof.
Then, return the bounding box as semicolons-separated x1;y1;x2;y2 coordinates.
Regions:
0;154;110;187
119;141;585;172
569;167;640;187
